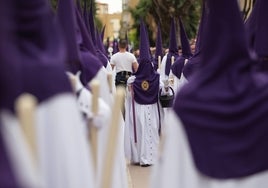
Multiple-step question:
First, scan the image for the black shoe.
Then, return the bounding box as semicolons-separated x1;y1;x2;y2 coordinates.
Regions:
140;164;151;167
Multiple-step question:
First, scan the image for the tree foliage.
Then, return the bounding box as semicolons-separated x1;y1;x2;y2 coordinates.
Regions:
130;0;201;49
49;0;102;30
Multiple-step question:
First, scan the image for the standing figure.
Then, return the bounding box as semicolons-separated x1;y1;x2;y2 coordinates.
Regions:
110;39;139;88
125;20;162;167
160;18;179;92
151;0;268;187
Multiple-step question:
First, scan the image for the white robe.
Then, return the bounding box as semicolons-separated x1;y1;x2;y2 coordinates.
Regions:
125;76;162;165
1;111;44;188
91;67;129;188
150;110;268;188
160;56;189;96
94;67;114;107
1;93;95;188
36;94;95;188
67;67;129;188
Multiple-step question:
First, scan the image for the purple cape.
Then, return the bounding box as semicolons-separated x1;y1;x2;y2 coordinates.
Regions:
174;0;268;179
1;0;71;113
133;20;159;104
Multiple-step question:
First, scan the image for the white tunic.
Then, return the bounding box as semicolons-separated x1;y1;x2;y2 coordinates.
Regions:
160;56;189;96
67;67;129;188
125;76;161;165
1;111;44;188
110;52;137;73
94;68;129;188
150;110;268;188
159;54;177;95
1;94;95;188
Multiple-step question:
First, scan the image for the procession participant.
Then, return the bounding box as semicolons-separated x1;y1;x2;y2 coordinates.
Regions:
58;0;109;114
75;5;130;188
151;0;268;187
110;39;139;88
57;0;102;87
88;1;112;70
0;0;96;187
160;18;179;92
171;17;193;93
125;19;162;167
75;7;113;106
0;1;40;187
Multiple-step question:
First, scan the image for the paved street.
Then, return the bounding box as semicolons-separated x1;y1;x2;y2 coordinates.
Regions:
128;163;152;188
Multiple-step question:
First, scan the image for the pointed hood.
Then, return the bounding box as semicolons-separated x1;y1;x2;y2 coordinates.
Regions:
2;0;71;111
179;17;192;58
16;0;72;103
83;0;90;31
75;8;103;84
96;28;107;56
57;0;81;73
113;38;119;54
154;23;163;70
75;8;96;54
245;0;268;70
138;20;150;64
182;1;207;79
86;2;108;67
133;19;159;104
174;0;268;179
171;17;192;79
168;18;178;54
165;18;179;76
95;28;109;66
88;0;96;44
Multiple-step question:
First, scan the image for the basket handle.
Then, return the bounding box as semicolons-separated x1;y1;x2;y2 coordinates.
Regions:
159;86;175;96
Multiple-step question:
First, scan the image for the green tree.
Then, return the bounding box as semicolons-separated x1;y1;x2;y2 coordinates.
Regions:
129;0;201;49
49;0;102;30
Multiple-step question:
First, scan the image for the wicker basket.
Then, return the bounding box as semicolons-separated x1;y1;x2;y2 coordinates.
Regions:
159;87;175;108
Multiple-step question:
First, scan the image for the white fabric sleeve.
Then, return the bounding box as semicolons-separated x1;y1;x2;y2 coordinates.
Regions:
127;76;136;85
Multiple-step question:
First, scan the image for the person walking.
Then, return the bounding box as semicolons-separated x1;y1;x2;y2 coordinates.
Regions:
125;20;163;167
110;39;139;88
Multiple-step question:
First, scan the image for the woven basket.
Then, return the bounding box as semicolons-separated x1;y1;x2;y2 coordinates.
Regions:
159;87;175;108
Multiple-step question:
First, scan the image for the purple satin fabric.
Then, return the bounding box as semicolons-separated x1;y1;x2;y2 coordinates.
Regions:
133;20;160;104
174;0;268;179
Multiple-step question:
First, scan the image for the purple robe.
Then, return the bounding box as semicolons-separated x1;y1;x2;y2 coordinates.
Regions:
133;20;160;104
174;0;268;179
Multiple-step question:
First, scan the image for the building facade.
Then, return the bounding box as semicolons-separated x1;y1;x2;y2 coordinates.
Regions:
121;0;139;38
96;2;121;41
